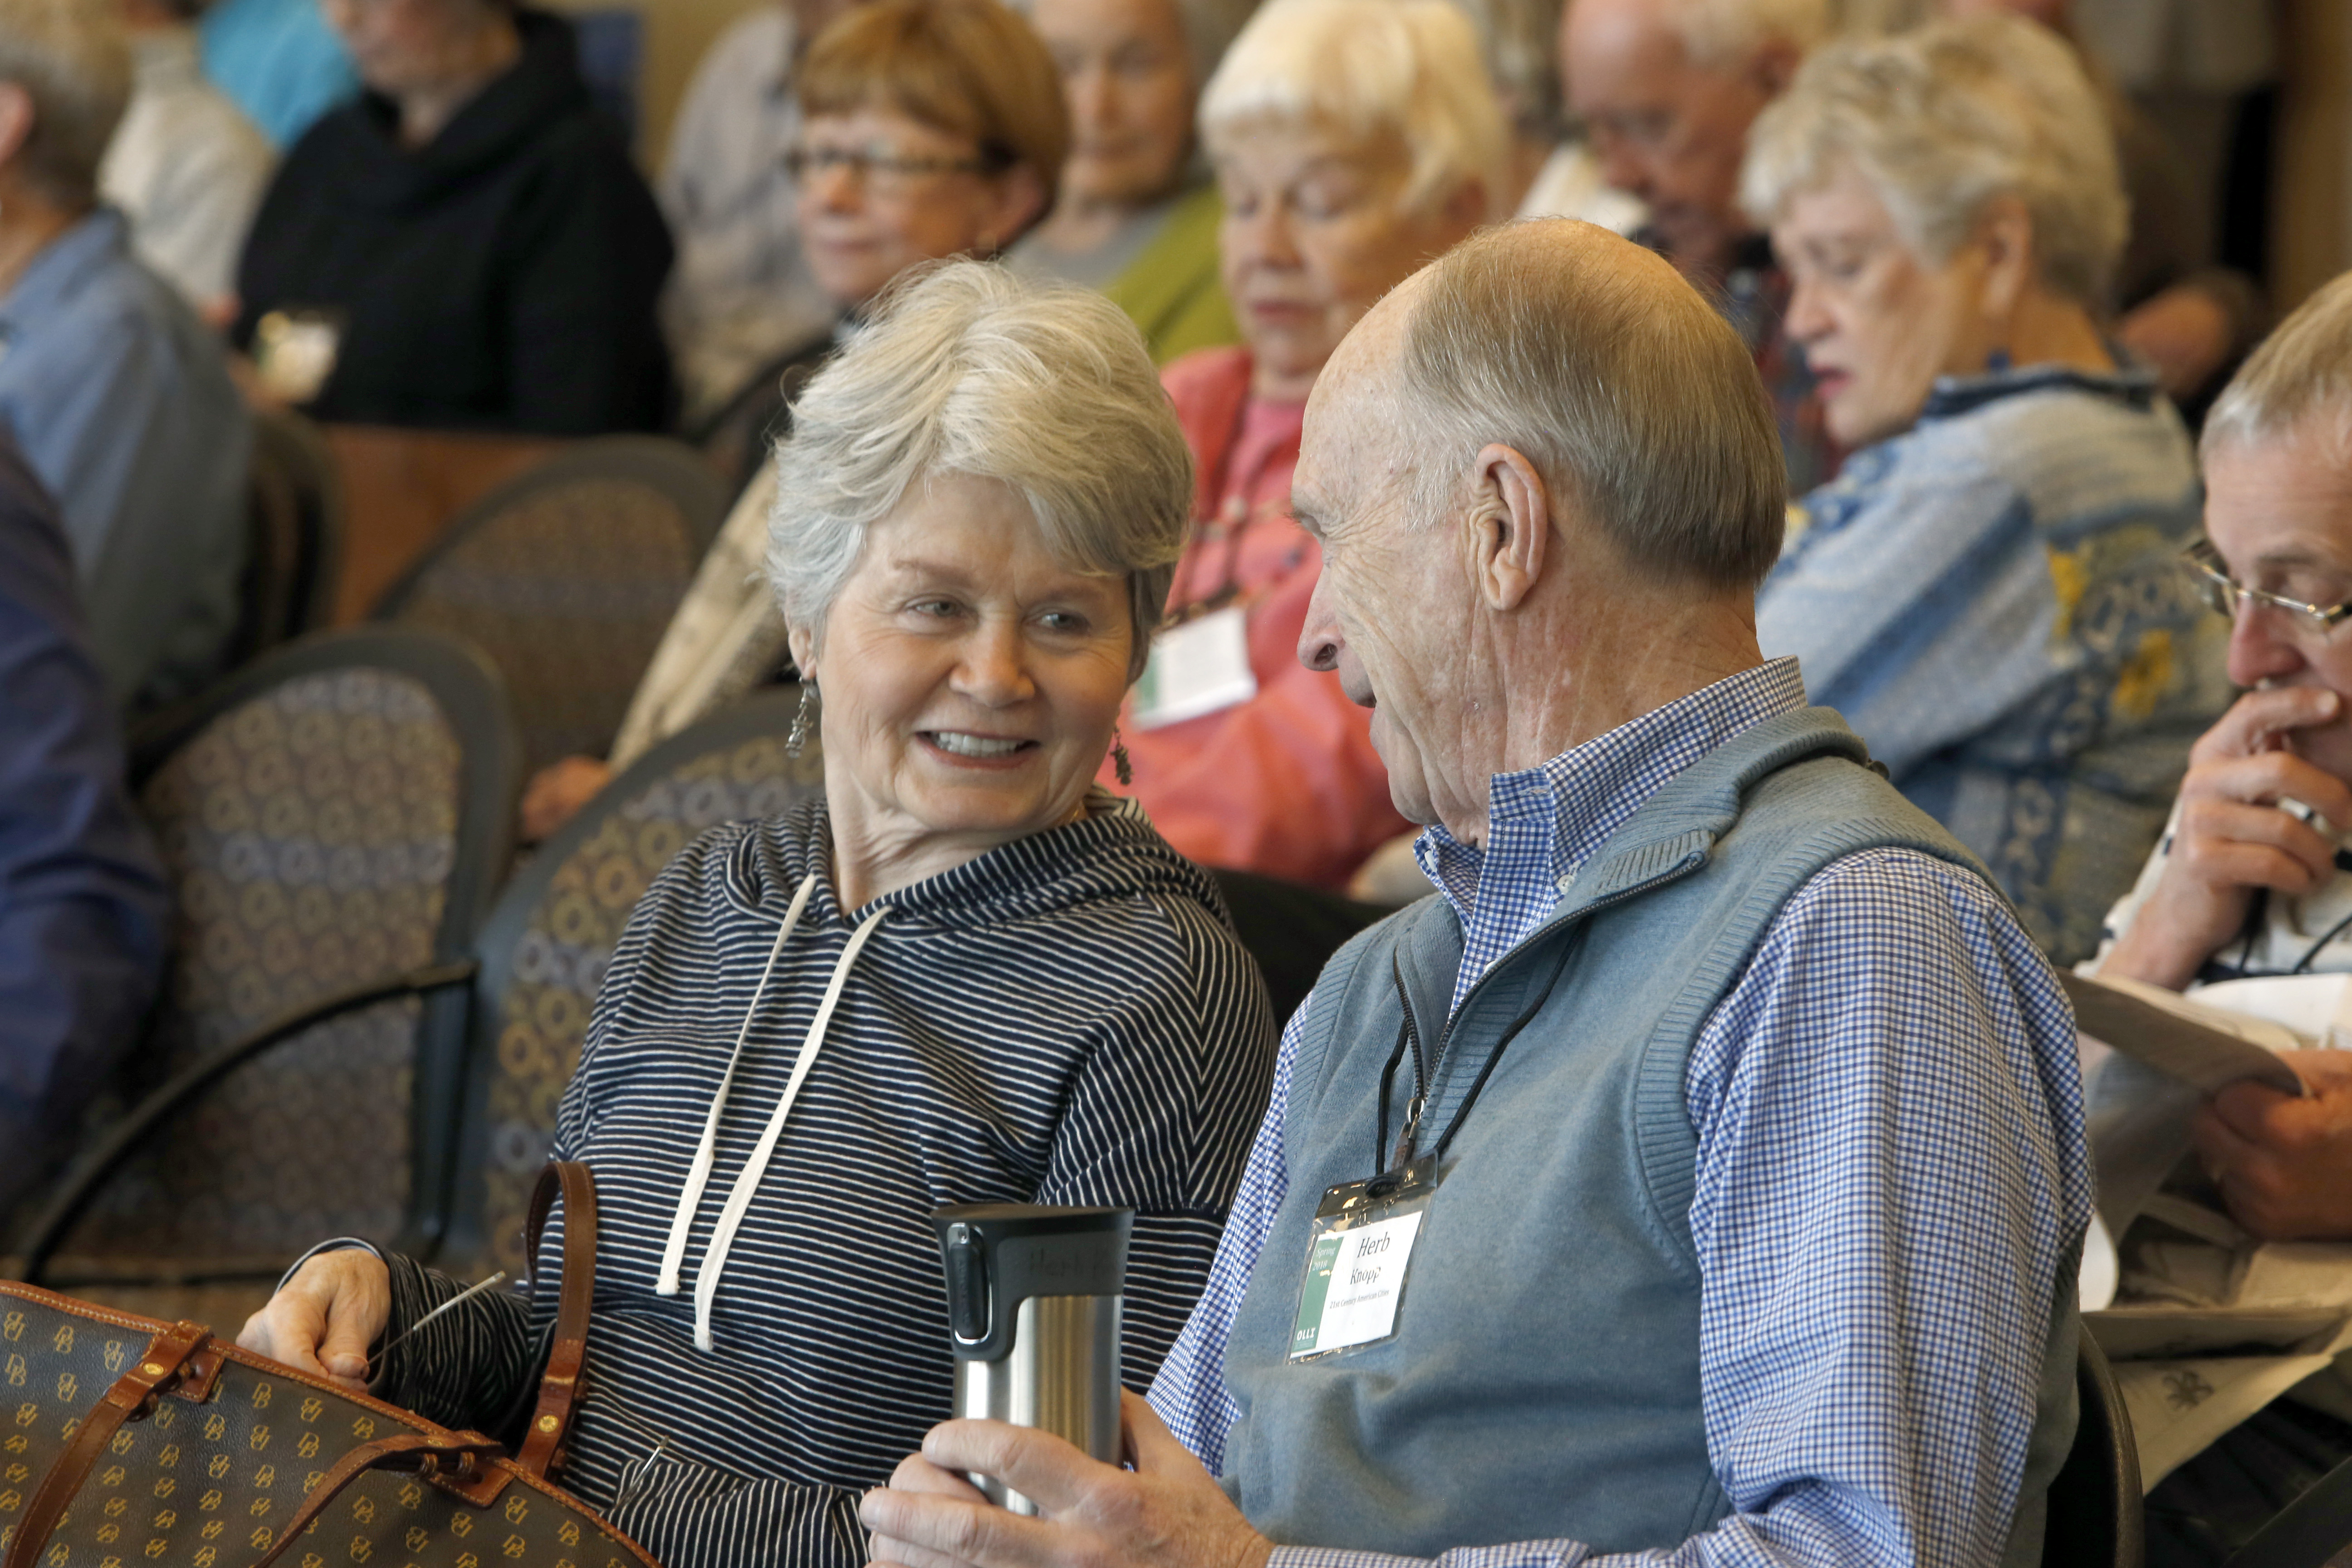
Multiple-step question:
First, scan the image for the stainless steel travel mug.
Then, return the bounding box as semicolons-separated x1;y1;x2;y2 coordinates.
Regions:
930;1203;1133;1515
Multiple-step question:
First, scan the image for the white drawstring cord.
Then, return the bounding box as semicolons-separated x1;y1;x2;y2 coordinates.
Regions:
655;872;818;1297
691;904;890;1351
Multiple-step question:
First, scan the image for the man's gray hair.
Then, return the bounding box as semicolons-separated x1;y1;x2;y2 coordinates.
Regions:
768;261;1193;679
1447;0;1565;139
0;0;129;208
2203;270;2352;466
1400;220;1786;589
1739;15;2125;306
1656;0;1830;68
1200;0;1509;219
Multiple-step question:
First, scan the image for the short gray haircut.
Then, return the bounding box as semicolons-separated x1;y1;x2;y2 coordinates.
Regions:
2203;270;2352;466
1399;220;1786;588
0;0;129;208
768;261;1193;680
1200;0;1510;219
1739;15;2126;306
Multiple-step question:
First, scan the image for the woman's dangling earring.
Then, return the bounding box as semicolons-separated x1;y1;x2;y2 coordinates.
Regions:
1111;728;1133;788
786;678;818;758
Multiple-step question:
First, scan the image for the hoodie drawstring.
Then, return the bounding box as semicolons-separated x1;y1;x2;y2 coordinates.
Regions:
655;871;895;1352
656;872;816;1298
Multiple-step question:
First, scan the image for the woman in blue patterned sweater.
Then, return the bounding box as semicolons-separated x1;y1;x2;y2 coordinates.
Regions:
1744;15;2230;964
237;263;1278;1568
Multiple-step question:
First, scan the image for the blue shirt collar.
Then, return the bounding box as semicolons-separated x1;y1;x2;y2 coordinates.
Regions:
0;209;127;333
1413;657;1810;1011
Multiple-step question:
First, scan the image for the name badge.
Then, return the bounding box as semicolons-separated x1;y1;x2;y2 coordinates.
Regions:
1131;606;1256;730
254;308;346;406
1288;1156;1436;1360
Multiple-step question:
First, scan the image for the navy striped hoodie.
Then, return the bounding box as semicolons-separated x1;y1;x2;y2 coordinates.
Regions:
365;793;1278;1568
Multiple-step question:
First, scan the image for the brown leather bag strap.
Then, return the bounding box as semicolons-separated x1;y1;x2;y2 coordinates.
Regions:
4;1320;211;1568
246;1430;506;1568
515;1161;598;1481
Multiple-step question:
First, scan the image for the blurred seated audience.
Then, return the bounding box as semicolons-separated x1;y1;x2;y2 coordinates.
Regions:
233;0;673;435
0;431;169;1219
0;0;249;713
102;0;272;318
658;0;862;427
241;263;1276;1568
1449;0;1641;230
521;0;1068;839
2087;269;2352;1568
1559;0;1837;492
198;0;357;147
1102;0;1498;890
1940;0;2264;414
1007;0;1245;364
1746;15;2228;965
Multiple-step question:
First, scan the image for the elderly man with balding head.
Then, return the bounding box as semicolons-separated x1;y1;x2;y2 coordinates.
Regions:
862;219;2093;1568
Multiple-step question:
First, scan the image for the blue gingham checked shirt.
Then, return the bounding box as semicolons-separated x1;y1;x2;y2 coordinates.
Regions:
1147;658;2095;1568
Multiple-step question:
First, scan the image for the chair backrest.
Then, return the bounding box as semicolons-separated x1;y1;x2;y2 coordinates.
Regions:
48;630;521;1284
436;687;821;1274
257;409;347;642
2043;1330;2146;1568
370;436;730;777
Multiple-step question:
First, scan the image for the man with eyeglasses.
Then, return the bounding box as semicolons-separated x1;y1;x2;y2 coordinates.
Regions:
2095;272;2352;1247
2087;274;2352;1568
1557;0;1838;494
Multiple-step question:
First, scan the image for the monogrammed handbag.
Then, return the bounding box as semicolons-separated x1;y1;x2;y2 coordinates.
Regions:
0;1163;653;1568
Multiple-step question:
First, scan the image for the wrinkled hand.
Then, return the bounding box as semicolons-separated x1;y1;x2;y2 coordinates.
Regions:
2194;1049;2352;1241
237;1250;391;1392
862;1392;1272;1568
2100;686;2351;990
520;756;614;843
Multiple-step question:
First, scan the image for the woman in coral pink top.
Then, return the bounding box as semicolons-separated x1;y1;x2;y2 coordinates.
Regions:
1105;0;1502;889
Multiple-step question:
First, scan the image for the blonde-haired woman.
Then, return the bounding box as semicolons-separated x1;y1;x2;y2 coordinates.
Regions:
1746;14;2229;963
1110;0;1504;893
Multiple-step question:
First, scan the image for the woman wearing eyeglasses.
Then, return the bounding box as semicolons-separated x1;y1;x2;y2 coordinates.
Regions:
516;0;1066;839
1743;17;2230;965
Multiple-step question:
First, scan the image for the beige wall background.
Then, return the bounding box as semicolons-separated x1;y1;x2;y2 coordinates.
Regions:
540;0;769;168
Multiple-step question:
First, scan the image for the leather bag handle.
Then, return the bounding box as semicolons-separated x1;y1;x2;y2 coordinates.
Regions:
246;1430;506;1568
515;1161;598;1481
4;1320;212;1568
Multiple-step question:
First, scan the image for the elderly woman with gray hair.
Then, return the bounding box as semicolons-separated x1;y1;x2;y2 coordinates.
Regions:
239;262;1279;1568
1746;14;2229;965
1112;0;1500;895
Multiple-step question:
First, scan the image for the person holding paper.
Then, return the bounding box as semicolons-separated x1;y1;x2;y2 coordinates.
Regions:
2095;269;2352;1245
2089;271;2352;1568
1102;0;1498;889
864;218;2093;1568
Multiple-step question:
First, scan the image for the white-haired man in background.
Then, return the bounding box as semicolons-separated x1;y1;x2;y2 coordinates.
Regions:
861;217;2093;1568
1558;0;1836;490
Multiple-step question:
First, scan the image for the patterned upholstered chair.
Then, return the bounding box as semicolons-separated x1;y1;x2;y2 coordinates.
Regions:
231;409;345;664
438;687;821;1276
371;437;729;777
8;630;522;1323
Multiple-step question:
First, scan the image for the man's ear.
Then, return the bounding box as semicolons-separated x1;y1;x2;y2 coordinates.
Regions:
0;84;36;172
1463;443;1549;613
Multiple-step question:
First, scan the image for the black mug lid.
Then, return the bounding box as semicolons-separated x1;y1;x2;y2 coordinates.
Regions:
931;1204;1133;1362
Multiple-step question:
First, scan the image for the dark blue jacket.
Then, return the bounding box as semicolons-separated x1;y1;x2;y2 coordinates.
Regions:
0;436;169;1210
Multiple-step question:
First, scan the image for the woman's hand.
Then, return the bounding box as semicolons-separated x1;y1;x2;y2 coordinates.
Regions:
520;756;614;843
238;1250;392;1392
2101;686;2352;990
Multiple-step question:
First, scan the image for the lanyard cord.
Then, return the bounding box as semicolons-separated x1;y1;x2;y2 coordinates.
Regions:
1375;936;1578;1177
